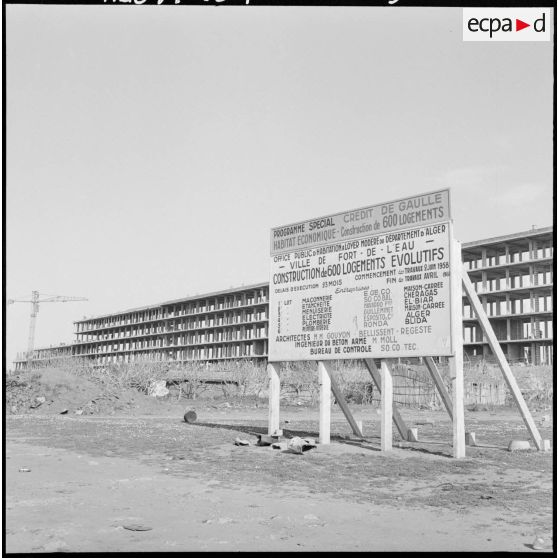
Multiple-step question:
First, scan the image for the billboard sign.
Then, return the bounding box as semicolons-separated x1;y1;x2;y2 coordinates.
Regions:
268;190;454;361
271;189;450;255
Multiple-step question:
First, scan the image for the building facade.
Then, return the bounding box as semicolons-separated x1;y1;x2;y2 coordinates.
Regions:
14;227;553;371
72;283;269;365
13;344;73;369
461;226;553;365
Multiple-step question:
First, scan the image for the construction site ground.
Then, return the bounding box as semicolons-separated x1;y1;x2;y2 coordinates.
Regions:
6;383;554;553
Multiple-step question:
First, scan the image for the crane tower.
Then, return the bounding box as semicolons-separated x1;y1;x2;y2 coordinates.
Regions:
7;291;88;364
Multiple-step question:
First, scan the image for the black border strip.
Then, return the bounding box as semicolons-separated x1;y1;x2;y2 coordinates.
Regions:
3;0;558;6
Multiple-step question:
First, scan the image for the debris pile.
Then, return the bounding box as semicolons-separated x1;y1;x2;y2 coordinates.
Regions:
232;433;317;454
5;368;174;416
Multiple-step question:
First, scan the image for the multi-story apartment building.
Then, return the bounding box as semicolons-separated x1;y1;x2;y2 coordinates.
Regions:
13;344;73;368
72;283;269;366
461;226;553;365
13;227;553;371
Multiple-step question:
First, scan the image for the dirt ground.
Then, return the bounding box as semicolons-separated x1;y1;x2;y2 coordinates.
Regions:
5;390;555;553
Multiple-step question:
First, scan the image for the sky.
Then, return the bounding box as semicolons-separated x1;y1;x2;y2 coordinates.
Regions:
5;4;554;368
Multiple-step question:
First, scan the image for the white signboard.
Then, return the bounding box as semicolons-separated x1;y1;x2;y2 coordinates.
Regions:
268;191;454;361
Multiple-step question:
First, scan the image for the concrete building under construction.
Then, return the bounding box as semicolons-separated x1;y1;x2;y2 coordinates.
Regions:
13;226;553;371
461;226;553;365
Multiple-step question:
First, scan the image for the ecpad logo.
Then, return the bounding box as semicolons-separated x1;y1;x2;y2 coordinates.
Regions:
468;14;545;37
463;8;550;41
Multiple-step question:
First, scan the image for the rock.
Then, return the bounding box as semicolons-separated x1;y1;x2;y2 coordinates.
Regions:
234;437;250;446
148;380;169;397
532;536;546;550
74;410;83;415
60;409;68;415
287;438;305;454
508;440;531;452
123;524;153;531
30;396;45;409
287;437;317;454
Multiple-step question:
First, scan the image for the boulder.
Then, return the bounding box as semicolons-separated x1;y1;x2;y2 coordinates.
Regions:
148;380;169;397
508;440;531;452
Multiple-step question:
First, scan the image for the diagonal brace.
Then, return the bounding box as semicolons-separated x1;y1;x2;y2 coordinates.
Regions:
461;265;543;450
320;361;364;438
364;358;409;441
424;356;453;421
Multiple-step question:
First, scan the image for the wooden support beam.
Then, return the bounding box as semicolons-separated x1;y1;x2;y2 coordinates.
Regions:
318;361;331;444
267;362;280;436
449;354;466;458
380;360;393;451
461;265;544;450
364;358;409;441
320;361;363;438
424;356;453;421
450;238;466;458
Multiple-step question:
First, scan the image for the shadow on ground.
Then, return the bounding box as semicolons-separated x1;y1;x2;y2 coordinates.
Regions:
190;420;462;458
191;420;318;439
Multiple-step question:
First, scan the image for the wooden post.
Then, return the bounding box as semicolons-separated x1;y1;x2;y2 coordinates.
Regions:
364;358;409;441
424;356;453;421
462;265;544;450
380;359;393;451
267;362;280;436
450;238;466;458
318;361;331;444
321;361;363;437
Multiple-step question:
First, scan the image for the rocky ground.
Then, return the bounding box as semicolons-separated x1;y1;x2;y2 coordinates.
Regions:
5;368;555;552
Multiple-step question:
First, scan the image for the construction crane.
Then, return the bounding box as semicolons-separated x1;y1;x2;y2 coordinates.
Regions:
7;291;88;363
